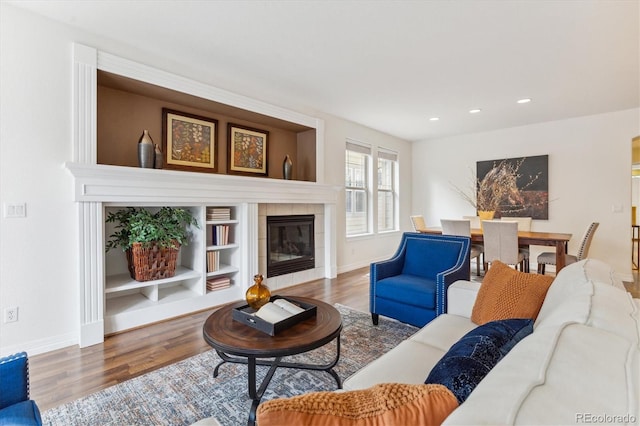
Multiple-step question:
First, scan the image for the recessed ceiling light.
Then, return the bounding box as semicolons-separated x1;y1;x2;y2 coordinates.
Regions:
469;109;482;114
517;98;532;104
429;117;440;121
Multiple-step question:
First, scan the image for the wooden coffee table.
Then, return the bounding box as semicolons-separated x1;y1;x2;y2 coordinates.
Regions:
202;296;343;425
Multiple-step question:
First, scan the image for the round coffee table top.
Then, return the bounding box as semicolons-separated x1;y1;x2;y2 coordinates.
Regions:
203;296;342;358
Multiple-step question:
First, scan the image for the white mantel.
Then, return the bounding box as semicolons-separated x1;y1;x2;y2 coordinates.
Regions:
66;162;340;205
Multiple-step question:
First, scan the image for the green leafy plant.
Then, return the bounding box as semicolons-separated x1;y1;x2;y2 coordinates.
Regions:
105;207;199;252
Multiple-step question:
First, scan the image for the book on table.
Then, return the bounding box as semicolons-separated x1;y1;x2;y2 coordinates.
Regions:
232;296;318;335
254;299;306;323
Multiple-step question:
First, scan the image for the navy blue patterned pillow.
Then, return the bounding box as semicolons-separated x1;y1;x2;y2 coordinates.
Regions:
425;318;534;404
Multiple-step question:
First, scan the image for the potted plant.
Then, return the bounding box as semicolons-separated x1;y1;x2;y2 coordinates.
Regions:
106;207;199;281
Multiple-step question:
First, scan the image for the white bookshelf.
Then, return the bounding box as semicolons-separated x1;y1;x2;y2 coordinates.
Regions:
103;204;245;333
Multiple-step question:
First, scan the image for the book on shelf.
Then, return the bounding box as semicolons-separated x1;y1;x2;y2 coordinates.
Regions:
211;225;230;246
206;207;231;221
254;299;306;323
207;276;231;291
206;251;220;272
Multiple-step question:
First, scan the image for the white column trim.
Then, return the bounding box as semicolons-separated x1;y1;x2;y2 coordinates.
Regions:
73;43;104;347
324;203;338;278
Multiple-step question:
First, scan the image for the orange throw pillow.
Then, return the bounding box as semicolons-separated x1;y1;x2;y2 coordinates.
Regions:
256;383;458;426
471;260;554;325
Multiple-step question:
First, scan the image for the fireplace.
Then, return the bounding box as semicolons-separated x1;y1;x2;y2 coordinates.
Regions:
267;214;315;277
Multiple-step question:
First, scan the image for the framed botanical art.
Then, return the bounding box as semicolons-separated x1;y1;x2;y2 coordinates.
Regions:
227;123;268;176
162;108;218;173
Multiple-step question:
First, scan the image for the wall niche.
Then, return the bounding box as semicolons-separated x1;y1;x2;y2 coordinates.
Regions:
97;70;317;182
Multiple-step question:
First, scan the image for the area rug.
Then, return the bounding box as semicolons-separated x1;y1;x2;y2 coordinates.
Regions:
42;305;418;426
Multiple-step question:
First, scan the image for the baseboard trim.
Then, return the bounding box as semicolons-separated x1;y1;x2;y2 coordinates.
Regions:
0;332;77;357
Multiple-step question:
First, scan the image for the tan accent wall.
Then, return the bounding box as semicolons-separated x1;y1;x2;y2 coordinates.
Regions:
97;85;312;180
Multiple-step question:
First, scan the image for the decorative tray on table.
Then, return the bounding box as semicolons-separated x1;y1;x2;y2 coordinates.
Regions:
232;296;317;336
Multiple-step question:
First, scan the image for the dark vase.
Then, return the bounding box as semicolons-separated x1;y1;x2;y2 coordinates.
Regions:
138;130;155;168
283;155;293;180
154;144;163;169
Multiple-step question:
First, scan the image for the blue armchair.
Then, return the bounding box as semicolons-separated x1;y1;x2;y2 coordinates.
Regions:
370;233;471;327
0;352;42;426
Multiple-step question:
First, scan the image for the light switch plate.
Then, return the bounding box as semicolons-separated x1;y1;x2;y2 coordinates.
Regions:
4;203;26;218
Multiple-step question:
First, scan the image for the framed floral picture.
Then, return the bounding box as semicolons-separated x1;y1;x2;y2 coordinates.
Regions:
227;123;268;176
162;108;218;173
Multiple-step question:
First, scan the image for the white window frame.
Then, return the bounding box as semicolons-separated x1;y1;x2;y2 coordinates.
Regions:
345;140;373;237
377;148;399;233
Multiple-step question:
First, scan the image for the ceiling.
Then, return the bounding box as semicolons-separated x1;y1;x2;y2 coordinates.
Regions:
7;0;640;142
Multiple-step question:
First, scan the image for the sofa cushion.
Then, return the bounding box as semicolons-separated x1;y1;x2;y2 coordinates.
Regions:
471;261;554;325
343;340;447;391
446;280;481;318
343;314;479;391
409;314;477;352
587;281;640;344
534;259;595;329
257;383;459;426
443;323;639;425
425;318;534;404
375;275;436;309
535;259;640;344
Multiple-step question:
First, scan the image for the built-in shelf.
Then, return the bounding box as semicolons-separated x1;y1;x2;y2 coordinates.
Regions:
105;284;202;317
105;266;201;294
206;243;239;251
206;264;239;278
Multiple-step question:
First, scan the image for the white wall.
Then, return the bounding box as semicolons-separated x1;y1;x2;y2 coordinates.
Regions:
0;4;411;355
412;109;640;278
320;113;412;273
0;3;80;356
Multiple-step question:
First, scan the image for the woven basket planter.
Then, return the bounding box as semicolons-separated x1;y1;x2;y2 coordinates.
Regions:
126;241;179;282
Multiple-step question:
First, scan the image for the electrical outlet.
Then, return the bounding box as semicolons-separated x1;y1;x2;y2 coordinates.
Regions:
4;307;18;323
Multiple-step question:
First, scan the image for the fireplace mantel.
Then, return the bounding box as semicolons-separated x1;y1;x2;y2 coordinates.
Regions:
65;162;341;205
66;161;340;344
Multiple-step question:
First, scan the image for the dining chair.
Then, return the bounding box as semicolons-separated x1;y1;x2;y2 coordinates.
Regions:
463;215;484;273
537;222;599;275
481;220;525;271
441;219;483;276
501;217;532;272
410;215;427;232
462;215;481;229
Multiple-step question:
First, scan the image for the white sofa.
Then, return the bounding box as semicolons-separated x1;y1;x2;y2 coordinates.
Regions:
343;259;640;425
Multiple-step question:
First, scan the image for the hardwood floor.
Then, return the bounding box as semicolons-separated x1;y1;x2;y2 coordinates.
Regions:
29;267;371;411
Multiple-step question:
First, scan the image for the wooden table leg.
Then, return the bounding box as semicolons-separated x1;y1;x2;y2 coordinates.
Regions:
555;241;566;272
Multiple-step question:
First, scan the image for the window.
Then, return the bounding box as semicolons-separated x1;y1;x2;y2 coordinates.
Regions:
345;141;371;236
378;150;398;232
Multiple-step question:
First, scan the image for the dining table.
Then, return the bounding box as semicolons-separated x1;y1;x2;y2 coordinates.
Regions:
419;227;573;272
